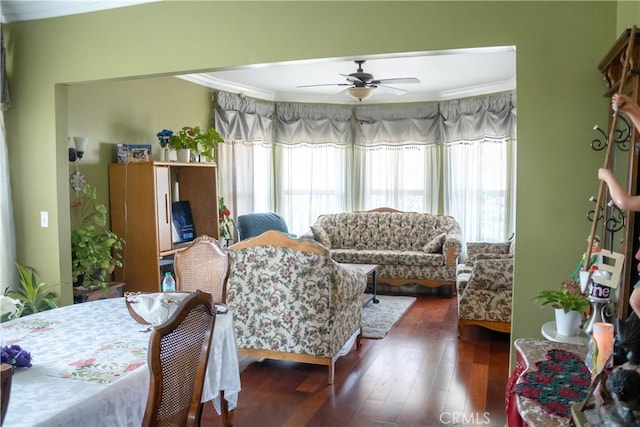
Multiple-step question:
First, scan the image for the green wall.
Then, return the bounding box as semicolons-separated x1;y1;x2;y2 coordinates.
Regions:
67;76;212;211
3;2;631;366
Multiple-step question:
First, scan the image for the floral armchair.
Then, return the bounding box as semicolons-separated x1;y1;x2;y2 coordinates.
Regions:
456;241;514;337
225;230;366;384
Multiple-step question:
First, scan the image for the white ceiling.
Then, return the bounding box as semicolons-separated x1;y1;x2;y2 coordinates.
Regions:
180;47;516;104
0;1;516;104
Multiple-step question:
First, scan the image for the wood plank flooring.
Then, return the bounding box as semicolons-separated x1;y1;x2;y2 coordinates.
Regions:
202;294;510;427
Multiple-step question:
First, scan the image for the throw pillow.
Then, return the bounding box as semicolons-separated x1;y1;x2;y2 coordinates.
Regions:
311;225;332;249
423;232;446;253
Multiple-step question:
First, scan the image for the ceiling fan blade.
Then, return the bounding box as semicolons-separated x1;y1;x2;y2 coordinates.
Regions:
297;83;351;88
375;84;408;95
340;74;364;84
372;77;420;85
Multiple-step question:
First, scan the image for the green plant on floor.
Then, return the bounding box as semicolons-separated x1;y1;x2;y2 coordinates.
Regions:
71;184;124;290
4;263;57;317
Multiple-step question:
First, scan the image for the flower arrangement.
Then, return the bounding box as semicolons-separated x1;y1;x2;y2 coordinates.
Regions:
218;197;236;240
156;129;173;148
532;278;590;314
1;344;32;368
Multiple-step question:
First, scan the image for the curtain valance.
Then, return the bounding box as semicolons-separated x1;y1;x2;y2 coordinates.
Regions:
440;92;515;142
274;102;352;145
214;91;274;143
214;90;516;146
355;103;442;147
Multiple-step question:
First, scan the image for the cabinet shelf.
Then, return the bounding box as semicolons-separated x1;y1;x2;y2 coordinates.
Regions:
108;161;219;293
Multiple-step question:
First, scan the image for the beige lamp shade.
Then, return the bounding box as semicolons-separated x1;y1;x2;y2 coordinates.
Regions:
348;87;373;101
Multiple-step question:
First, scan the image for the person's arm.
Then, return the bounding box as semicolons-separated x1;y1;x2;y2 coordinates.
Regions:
612;93;640;132
598;168;640;211
630;286;640;319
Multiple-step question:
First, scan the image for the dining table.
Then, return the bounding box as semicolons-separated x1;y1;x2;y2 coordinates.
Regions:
0;296;241;426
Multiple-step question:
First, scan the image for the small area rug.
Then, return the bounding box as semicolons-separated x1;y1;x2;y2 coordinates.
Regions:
361;295;416;339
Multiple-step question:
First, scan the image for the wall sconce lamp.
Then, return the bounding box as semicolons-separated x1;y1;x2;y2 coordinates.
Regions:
68;136;89;162
348;86;373;102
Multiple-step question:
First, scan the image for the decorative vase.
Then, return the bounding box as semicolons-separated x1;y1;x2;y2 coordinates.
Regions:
158;147;169;161
555;308;582;336
176;149;191;163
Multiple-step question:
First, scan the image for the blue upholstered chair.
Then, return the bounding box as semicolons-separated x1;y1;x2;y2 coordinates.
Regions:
236;212;289;240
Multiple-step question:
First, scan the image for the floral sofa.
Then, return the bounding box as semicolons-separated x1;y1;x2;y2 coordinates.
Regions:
456;241;514;336
310;208;463;295
225;230;366;384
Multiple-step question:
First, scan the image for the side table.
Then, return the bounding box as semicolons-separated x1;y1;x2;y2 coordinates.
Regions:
340;263;379;305
73;281;125;304
541;321;589;345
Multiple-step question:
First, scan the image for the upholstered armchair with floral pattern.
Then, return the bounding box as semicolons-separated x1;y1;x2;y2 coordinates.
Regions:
456;241;514;337
226;230;366;384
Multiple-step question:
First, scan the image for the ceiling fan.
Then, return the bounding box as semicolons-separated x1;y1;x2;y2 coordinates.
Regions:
297;60;421;101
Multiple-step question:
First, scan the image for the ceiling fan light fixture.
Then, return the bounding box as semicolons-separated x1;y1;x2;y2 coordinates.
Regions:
348;86;373;101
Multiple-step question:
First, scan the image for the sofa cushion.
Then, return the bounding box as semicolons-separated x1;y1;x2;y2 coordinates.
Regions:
330;249;444;267
476;253;513;261
465;241;511;264
422;232;446;253
311;225;332;249
468;258;513;291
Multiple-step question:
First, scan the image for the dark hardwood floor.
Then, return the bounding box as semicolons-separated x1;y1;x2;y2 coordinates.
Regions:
202;294;510;427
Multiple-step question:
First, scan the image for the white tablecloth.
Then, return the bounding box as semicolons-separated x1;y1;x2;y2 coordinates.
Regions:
1;297;241;427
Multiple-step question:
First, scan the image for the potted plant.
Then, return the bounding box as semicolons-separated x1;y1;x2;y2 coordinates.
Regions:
218;196;236;245
168;126;224;162
4;263;57;318
533;279;589;336
71;184;125;291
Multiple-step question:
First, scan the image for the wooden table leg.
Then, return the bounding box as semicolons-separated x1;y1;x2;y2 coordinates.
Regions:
220;390;234;427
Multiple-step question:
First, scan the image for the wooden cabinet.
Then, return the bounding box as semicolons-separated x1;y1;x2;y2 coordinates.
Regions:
108;161;219;293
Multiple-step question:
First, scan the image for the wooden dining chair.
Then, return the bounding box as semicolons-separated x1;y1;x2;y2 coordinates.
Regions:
142;290;216;427
1;363;13;426
174;235;230;303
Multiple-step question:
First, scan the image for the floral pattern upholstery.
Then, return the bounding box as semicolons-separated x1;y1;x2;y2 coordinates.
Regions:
226;237;366;360
464;241;513;264
457;255;513;335
311;211;463;291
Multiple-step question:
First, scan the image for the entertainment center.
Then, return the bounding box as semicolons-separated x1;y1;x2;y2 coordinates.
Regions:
108;161;219;293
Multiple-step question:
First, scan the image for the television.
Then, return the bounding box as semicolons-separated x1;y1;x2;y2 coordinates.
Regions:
171;201;196;245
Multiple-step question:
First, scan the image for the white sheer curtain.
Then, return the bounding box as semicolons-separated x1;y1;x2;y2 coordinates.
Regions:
354;103;442;212
441;93;516;242
214;92;275;235
0;111;16;293
0;26;16;292
274;103;352;235
214;91;516;242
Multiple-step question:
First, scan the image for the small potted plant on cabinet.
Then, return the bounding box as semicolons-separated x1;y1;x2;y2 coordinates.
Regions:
71;184;125;291
533;279;589;337
168;126;224;162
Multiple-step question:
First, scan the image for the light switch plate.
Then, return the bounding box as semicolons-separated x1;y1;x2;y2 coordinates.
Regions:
40;211;48;228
